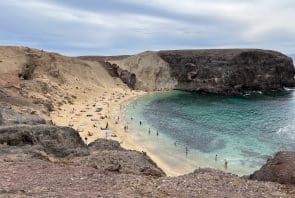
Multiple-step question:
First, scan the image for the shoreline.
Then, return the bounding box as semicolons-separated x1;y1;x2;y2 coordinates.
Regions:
107;90;183;176
50;88;274;177
50;88;180;177
110;90;266;177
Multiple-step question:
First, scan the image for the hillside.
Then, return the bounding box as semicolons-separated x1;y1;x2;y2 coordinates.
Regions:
0;46;294;197
0;46;126;119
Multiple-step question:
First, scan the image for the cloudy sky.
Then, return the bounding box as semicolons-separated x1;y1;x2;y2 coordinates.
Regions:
0;0;295;56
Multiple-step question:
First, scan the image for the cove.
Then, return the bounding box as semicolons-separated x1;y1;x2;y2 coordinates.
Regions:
125;90;295;176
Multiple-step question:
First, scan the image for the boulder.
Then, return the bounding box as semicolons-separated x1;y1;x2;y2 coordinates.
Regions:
88;139;124;151
249;151;295;185
140;166;164;177
0;125;88;157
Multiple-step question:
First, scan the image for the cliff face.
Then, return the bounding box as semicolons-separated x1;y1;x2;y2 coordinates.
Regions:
111;51;178;91
250;151;295;185
112;49;295;94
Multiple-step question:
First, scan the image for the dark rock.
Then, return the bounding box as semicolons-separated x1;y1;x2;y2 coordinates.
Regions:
0;125;88;157
103;62;136;89
119;70;136;89
113;49;295;95
88;139;124;151
249;151;295;185
140;166;164;177
105;163;121;172
0;106;46;126
0;112;3;126
158;49;295;95
74;144;166;177
103;62;120;77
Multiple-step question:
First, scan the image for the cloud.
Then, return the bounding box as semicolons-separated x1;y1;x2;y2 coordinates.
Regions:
0;0;294;55
120;0;295;38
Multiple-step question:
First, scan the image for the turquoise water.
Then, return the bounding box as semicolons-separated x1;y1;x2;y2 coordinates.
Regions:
126;90;295;175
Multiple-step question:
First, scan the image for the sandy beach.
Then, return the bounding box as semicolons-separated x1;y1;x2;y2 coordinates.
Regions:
50;87;182;176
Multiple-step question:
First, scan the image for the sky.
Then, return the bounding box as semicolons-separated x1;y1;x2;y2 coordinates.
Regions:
0;0;295;56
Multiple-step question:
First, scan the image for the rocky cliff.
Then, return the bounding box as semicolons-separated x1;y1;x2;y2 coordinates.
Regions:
250;151;295;185
112;49;295;95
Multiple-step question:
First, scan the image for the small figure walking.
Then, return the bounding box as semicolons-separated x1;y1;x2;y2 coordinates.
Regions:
215;154;218;162
224;159;228;169
156;130;159;136
185;146;189;157
139;121;142;126
148;128;151;135
174;141;177;146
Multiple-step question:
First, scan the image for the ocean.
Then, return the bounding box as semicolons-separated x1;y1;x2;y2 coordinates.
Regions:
125;90;295;176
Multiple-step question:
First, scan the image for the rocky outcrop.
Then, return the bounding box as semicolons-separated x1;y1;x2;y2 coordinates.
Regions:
0;160;292;197
111;51;178;91
0;106;46;126
0;125;88;157
102;62;136;89
250;151;295;185
112;49;295;95
0;119;165;177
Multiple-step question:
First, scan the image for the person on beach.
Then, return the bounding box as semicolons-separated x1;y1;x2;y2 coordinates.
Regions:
174;141;177;146
215;154;218;161
156;130;159;136
185;146;188;157
148;128;151;135
139;121;142;126
224;159;228;169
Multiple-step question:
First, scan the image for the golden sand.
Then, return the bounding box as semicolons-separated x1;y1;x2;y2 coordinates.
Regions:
50;87;180;176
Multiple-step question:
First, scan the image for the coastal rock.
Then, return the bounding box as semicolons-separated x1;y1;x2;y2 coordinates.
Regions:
0;160;293;197
140;166;164;177
0;122;165;177
111;51;178;91
249;151;295;185
0;125;88;157
112;49;295;95
0;106;46;126
88;138;124;151
102;62;137;89
74;139;166;177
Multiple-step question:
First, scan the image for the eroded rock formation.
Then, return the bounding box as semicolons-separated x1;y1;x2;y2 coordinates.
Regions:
250;151;295;185
112;49;295;95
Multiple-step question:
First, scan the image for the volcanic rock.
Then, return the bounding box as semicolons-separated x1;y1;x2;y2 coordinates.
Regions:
250;151;295;185
111;49;295;95
0;125;88;157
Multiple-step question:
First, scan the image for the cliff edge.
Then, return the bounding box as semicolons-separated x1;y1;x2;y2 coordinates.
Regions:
112;49;295;95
